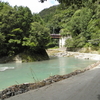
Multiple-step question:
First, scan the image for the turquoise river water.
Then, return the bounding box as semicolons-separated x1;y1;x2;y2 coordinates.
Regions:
0;57;96;90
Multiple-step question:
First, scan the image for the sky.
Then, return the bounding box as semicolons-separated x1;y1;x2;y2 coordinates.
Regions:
2;0;59;13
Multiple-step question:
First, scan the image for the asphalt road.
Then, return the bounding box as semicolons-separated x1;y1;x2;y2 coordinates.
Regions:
6;65;100;100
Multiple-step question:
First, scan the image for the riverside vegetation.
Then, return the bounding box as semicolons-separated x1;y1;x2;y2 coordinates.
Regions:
39;0;100;52
1;0;100;62
0;2;50;62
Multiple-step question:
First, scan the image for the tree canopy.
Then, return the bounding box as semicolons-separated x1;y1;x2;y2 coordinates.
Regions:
0;1;50;58
1;0;100;59
39;0;100;51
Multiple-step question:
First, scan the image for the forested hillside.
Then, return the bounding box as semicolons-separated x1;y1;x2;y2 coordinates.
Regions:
0;2;50;62
1;0;100;63
39;0;100;52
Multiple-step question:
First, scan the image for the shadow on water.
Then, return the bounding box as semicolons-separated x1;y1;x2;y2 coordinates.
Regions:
49;56;58;60
97;95;100;100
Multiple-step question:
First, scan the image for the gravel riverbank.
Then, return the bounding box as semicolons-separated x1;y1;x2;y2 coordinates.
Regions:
46;49;100;60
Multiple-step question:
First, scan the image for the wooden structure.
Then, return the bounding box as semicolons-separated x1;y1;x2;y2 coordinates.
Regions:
50;34;70;48
50;34;61;39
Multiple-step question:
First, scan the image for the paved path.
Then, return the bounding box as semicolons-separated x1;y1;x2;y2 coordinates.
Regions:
6;65;100;100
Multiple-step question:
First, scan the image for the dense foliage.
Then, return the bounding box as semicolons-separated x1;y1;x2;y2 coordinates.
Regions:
1;0;100;59
39;0;100;51
0;1;50;60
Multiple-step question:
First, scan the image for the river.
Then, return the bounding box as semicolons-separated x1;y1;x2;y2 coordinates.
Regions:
0;57;96;90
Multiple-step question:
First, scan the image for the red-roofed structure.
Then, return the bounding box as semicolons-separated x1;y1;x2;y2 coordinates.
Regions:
50;34;61;39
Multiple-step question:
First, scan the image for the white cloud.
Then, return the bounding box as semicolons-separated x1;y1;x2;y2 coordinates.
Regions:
2;0;59;13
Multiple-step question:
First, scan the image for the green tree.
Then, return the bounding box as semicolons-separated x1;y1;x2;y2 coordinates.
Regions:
22;22;50;50
0;1;50;61
33;13;44;24
0;2;33;56
29;22;50;49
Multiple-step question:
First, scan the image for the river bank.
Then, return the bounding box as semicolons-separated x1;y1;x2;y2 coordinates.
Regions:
5;63;100;100
0;49;100;99
0;60;100;100
46;48;100;60
0;49;49;63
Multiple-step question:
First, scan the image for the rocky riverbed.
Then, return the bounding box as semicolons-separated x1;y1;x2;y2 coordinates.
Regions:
0;61;100;100
46;49;100;60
